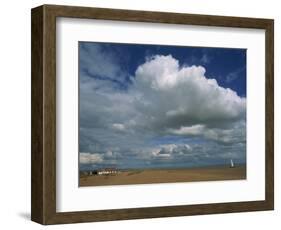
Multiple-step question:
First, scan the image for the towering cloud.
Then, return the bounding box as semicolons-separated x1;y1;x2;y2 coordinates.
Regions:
132;55;246;130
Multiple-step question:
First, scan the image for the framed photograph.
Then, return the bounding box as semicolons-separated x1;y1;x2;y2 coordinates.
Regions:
31;4;274;225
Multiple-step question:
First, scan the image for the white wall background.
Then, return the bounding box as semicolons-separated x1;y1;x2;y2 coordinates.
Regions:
0;0;279;229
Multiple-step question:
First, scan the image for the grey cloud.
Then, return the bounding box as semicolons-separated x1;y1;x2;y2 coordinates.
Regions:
79;42;124;81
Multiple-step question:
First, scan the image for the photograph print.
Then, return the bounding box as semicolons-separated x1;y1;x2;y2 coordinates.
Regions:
79;42;246;186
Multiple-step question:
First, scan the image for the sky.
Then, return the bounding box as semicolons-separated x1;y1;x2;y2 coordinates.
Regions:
79;42;246;171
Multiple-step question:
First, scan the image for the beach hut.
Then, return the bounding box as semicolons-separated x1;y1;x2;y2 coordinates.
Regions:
97;168;118;175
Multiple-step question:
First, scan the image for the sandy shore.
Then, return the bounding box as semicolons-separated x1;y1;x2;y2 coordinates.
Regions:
79;165;246;187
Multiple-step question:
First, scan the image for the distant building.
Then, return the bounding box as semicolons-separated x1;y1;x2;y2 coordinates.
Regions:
80;170;98;176
81;168;119;176
97;168;119;175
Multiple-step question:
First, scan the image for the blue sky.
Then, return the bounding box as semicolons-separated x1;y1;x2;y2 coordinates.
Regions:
79;42;246;171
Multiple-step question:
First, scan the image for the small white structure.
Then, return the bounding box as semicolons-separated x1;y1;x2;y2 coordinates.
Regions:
97;168;118;175
230;159;235;168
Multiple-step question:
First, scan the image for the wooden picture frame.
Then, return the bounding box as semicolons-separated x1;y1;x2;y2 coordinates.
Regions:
31;4;274;225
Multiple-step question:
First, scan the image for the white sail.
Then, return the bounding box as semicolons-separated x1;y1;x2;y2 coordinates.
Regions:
230;159;234;168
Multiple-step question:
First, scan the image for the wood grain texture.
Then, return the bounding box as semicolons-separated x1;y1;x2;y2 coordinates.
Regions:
31;6;44;224
31;5;57;224
31;4;274;225
265;20;274;209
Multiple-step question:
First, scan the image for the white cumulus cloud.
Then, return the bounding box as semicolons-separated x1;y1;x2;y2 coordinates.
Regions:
79;153;103;164
131;55;246;130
